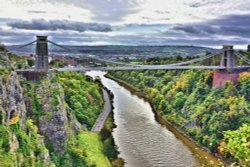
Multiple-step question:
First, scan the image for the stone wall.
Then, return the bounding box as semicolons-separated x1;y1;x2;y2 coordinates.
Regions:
212;70;240;87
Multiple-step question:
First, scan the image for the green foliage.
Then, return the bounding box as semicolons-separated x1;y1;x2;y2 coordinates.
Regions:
0;120;52;167
27;59;34;67
7;53;29;69
222;124;250;166
0;125;10;151
49;60;67;68
54;72;103;128
103;138;118;160
67;132;111;167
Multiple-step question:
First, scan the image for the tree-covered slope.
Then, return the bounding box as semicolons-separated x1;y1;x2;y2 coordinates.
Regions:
108;58;250;166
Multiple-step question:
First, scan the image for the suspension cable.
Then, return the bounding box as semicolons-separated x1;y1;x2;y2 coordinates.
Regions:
138;51;221;67
15;40;36;49
88;51;222;67
48;40;71;52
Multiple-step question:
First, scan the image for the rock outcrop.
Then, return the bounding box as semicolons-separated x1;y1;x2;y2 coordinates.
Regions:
0;54;25;125
36;81;82;154
0;53;54;166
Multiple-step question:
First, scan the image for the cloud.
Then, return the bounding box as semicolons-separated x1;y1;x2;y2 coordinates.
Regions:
187;0;224;8
38;0;143;22
165;14;250;38
77;0;143;22
7;19;113;32
27;10;47;14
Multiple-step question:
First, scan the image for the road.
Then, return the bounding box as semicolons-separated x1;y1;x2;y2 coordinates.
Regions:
91;89;112;132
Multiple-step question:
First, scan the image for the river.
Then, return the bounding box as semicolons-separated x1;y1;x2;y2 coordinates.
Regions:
86;71;199;167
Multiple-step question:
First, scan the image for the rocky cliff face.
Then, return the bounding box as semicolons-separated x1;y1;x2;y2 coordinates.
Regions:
0;72;26;126
35;80;82;154
37;82;68;154
0;53;54;166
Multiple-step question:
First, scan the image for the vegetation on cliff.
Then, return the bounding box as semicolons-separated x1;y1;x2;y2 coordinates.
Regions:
0;51;118;167
0;52;53;166
108;57;250;166
21;71;112;167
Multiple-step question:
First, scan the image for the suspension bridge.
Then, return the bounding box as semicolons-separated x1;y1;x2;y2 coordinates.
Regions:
12;36;250;87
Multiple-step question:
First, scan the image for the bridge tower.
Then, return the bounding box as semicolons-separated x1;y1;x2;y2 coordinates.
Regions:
220;45;235;72
213;45;244;87
35;36;48;71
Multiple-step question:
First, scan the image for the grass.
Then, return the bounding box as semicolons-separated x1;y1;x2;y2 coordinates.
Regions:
77;132;111;167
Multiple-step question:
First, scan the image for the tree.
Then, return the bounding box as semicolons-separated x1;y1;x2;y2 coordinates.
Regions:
27;59;35;67
221;124;250;166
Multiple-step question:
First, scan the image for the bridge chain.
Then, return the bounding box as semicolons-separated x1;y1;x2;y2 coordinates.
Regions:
11;40;36;49
136;51;222;67
47;40;71;52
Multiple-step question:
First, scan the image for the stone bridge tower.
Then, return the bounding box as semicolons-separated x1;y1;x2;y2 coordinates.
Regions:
220;45;235;72
213;45;246;87
35;36;48;71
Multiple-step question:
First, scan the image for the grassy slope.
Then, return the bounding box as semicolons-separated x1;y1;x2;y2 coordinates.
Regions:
78;132;111;167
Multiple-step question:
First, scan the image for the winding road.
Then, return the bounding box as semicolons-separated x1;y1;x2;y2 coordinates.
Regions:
91;89;112;132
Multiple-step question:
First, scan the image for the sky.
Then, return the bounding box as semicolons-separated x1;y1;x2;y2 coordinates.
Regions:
0;0;250;49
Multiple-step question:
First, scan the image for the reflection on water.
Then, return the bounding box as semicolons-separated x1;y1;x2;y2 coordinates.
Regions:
86;71;199;167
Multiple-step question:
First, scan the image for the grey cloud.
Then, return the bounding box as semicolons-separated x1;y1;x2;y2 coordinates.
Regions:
1;28;248;47
187;0;224;8
28;10;47;14
168;14;250;38
155;10;170;14
80;0;141;22
40;0;142;22
7;19;112;32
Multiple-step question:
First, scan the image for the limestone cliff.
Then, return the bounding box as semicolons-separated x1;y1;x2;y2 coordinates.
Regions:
0;53;54;166
0;72;26;126
35;80;81;154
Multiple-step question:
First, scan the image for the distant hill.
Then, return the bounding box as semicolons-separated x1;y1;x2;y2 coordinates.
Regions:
6;45;217;57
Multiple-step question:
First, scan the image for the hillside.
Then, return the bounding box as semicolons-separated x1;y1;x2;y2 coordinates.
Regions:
108;57;250;166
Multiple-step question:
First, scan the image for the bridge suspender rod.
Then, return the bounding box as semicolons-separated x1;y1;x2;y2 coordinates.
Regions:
235;52;250;65
47;40;71;52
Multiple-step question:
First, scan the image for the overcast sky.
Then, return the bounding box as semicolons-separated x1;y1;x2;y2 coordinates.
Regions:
0;0;250;49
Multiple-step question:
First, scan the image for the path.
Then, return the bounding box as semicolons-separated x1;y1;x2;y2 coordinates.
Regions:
91;88;112;132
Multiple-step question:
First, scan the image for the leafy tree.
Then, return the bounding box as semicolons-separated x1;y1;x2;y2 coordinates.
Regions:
221;124;250;166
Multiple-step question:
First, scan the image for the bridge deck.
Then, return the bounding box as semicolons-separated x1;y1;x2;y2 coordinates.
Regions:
17;65;250;73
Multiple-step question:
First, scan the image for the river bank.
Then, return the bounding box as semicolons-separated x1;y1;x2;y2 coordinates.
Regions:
87;75;124;166
105;74;226;167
